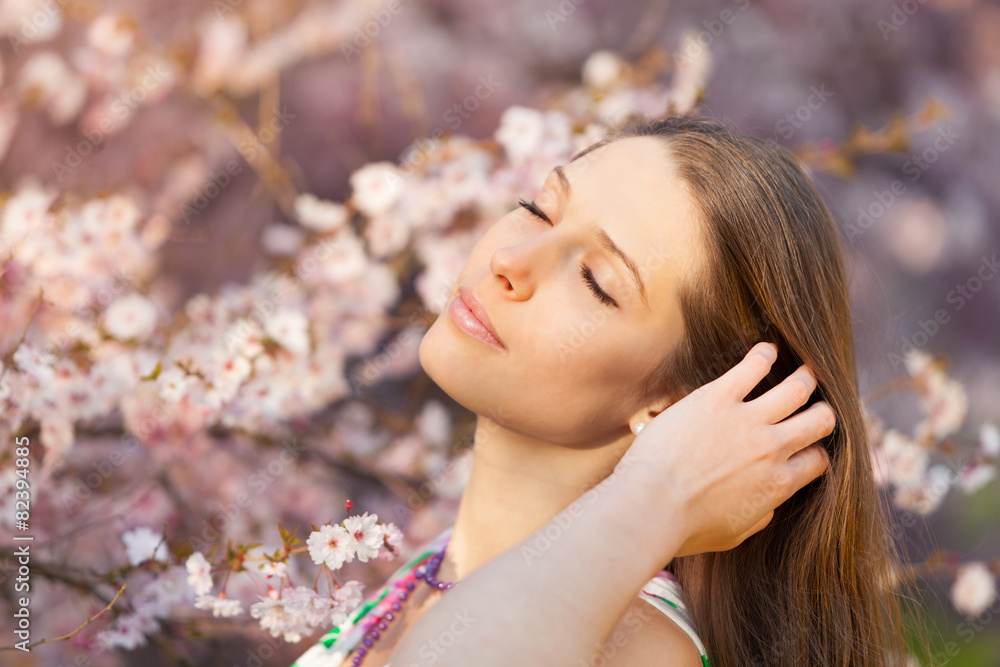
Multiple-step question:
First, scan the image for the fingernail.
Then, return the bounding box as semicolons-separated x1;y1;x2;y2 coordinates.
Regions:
758;342;777;362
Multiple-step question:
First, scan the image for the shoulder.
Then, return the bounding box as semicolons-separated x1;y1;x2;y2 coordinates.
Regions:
598;572;708;667
598;595;704;667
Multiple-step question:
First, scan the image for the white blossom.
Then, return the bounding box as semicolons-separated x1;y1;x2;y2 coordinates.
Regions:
185;552;213;596
350;162;403;217
261;223;305;256
307;523;356;570
495;105;545;163
294;193;348;232
250;594;311;643
265;309;310;355
122;527;169;566
343;512;384;563
95;611;158;651
950;562;996;617
194;593;244;618
979;423;1000;459
16;51;86;124
104;293;158;341
582;50;626;90
87;13;135;57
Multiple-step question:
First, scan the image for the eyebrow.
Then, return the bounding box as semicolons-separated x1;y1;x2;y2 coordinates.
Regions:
551;165;650;310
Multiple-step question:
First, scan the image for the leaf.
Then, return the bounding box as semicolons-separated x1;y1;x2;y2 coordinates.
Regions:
140;361;162;381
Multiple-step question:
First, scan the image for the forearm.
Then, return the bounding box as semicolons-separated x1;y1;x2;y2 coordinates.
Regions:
389;459;681;667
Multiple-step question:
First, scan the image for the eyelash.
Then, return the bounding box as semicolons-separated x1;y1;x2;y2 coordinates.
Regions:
517;198;618;308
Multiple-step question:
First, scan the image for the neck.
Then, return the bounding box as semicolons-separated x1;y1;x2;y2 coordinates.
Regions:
437;414;634;582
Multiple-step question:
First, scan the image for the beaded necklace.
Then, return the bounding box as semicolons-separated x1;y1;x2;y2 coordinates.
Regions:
348;536;458;666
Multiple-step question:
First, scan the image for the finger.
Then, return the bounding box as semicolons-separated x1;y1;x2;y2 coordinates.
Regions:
751;364;818;424
718;342;778;402
773;400;836;460
779;442;831;501
732;510;774;549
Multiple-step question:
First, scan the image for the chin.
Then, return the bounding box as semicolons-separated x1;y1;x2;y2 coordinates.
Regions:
418;322;495;415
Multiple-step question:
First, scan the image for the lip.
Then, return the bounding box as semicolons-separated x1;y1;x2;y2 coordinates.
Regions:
448;285;506;351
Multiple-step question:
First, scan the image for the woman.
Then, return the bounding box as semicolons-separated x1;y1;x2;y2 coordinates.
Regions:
291;114;910;666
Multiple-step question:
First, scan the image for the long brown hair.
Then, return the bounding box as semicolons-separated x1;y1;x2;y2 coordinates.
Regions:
572;115;917;666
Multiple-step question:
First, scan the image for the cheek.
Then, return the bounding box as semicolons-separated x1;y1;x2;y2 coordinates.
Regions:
524;314;644;385
547;306;616;357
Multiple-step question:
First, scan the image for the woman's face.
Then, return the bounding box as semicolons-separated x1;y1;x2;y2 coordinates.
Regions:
418;136;704;446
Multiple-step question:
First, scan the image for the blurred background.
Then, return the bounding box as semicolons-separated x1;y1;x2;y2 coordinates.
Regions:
0;0;998;664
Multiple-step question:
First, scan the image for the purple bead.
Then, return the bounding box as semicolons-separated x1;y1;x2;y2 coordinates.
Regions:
363;638;373;648
352;657;362;665
436;581;447;590
398;590;408;600
357;648;367;656
391;602;401;611
405;581;415;591
415;567;426;577
385;612;395;621
377;621;387;630
371;629;380;639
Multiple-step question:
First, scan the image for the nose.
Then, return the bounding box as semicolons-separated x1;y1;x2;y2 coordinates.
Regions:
489;233;554;300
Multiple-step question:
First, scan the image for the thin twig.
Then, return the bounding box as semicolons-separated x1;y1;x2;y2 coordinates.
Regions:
2;584;127;651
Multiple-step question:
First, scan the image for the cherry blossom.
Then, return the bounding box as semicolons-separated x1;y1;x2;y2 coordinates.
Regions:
307;523;356;570
294;193;349;232
349;162;404;217
950;562;997;617
0;5;994;659
185;552;214;596
194;593;245;618
103;293;159;342
122;527;169;566
343;512;384;563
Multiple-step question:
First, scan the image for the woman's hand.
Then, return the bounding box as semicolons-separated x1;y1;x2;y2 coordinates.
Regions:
615;341;834;558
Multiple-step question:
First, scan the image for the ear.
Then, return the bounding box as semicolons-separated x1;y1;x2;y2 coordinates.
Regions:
629;397;675;434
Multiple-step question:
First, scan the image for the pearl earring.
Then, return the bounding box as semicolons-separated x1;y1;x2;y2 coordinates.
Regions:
633;422;646;435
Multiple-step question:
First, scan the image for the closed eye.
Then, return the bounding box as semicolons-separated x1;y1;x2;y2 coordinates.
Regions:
518;198;550;223
516;198;619;308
